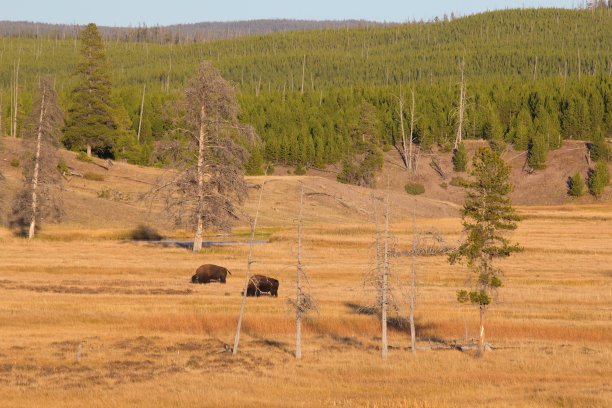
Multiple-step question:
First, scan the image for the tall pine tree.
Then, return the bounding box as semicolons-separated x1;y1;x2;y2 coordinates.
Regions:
62;23;116;158
448;147;521;357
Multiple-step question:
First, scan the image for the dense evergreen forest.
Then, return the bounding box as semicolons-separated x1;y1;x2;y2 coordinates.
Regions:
1;8;611;174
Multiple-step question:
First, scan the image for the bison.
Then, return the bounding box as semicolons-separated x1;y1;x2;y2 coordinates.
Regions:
191;264;232;284
245;274;279;297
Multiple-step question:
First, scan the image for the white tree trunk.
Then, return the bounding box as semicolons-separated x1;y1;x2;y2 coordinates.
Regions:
296;184;304;359
477;305;488;357
137;83;146;142
455;56;465;150
381;184;390;360
192;105;206;253
409;88;415;173
398;90;408;173
233;170;267;355
301;54;306;95
13;58;20;138
409;201;416;353
28;89;46;240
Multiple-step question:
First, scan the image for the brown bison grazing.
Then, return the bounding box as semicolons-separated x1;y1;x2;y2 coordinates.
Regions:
192;264;232;284
246;275;279;297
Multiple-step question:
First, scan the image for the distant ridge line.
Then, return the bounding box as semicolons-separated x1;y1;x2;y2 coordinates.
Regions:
0;19;389;42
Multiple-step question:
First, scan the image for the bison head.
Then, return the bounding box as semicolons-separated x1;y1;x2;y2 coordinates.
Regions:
191;274;199;283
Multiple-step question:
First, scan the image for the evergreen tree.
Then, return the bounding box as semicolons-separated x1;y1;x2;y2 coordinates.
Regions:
568;171;585;197
588;161;611;197
245;145;265;175
62;23;116;158
448;147;521;357
453;142;468;172
589;128;610;162
528;130;548;170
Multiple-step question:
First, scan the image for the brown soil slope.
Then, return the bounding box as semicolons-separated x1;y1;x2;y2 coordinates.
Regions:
1;136;610;233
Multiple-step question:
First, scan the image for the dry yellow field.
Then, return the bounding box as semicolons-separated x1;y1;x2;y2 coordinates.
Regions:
1;202;611;407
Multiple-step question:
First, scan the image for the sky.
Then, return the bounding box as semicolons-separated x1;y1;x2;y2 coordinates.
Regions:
3;0;581;26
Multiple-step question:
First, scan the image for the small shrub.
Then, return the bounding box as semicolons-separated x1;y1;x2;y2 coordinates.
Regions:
294;163;307;175
84;172;104;181
404;182;425;195
567;171;585;197
440;143;453;153
382;144;393;152
57;157;69;174
10;158;20;167
265;163;275;175
440;182;448;189
97;189;110;199
76;151;93;162
450;176;472;188
129;224;163;241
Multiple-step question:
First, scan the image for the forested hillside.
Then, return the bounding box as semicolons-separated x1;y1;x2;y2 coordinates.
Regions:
1;8;611;172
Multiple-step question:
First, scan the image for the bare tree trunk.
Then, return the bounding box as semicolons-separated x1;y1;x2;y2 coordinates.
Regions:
477;305;487;357
381;183;390;360
233;170;267;355
409;201;416;353
86;144;92;157
13;58;20;138
398;89;408;173
137;83;146;142
28;89;46;239
296;183;304;359
301;55;305;95
454;56;465;150
192;105;206;253
409;88;415;173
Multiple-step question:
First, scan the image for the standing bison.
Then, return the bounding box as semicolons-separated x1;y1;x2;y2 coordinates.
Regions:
246;275;279;297
191;264;232;284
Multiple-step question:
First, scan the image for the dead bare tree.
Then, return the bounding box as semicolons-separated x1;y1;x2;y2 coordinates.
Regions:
295;183;304;359
454;55;465;150
409;201;416;353
148;61;257;252
233;169;267;355
10;77;64;238
363;185;402;360
137;83;145;142
13;58;20;138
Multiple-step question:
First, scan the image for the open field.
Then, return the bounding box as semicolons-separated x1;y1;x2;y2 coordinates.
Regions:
1;135;612;406
1;205;611;407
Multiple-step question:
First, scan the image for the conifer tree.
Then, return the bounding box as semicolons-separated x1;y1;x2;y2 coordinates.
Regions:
453;142;468;172
448;146;521;357
588;161;611;197
528;131;548;170
62;23;116;158
568;171;585;197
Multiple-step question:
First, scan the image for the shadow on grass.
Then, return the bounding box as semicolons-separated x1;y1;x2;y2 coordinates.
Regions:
344;302;443;341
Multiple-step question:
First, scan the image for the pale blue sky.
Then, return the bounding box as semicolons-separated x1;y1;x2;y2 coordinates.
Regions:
4;0;580;26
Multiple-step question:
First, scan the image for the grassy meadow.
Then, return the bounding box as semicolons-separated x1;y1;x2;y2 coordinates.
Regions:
1;202;611;407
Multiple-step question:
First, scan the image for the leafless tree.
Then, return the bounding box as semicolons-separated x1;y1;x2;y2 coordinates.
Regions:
362;186;403;360
454;55;465;150
288;184;319;359
149;61;258;252
233;169;267;355
10;77;64;238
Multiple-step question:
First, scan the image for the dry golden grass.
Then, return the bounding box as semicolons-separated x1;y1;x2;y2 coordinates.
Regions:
1;204;612;407
1;136;612;406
